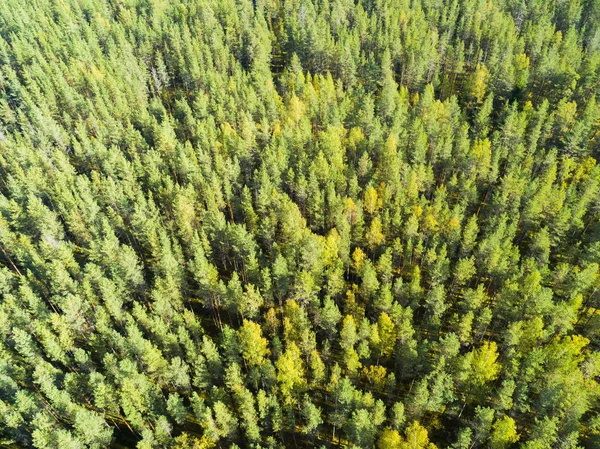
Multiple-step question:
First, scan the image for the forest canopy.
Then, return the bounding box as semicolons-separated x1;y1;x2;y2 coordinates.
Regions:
0;0;599;448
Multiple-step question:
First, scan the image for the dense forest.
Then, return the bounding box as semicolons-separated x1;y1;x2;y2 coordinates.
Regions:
0;0;599;448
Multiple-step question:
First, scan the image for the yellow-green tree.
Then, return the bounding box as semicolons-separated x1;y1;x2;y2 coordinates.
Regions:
237;319;270;368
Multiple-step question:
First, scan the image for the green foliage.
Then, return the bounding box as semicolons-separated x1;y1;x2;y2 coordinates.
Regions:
0;0;598;448
237;319;270;368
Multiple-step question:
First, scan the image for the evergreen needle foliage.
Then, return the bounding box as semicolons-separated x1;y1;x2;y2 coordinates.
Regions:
0;0;599;448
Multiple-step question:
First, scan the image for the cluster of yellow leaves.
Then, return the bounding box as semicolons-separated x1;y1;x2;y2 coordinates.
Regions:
378;421;438;449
